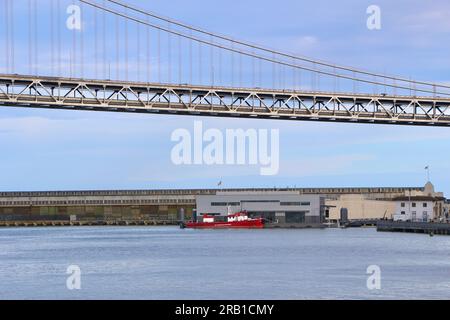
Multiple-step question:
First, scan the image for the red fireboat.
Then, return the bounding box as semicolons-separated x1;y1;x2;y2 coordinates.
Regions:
181;211;264;229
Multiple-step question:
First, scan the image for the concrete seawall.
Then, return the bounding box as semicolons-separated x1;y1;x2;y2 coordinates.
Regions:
0;220;179;228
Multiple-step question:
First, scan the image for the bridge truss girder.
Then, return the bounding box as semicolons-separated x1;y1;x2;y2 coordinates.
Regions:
1;74;450;126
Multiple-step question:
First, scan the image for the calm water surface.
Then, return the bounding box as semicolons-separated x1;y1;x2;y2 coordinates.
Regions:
0;227;449;299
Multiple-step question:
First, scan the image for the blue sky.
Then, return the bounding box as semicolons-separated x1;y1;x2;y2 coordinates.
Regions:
1;0;450;193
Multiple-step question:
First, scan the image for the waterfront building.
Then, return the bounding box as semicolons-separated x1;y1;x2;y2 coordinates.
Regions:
393;196;446;222
0;183;446;225
392;182;446;222
327;182;446;222
196;191;325;227
444;200;450;222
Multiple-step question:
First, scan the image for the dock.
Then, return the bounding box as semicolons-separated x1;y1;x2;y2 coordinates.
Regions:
342;219;380;228
0;220;179;228
377;221;450;236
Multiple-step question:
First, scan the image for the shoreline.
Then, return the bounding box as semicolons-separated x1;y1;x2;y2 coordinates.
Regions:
0;220;328;229
0;220;179;228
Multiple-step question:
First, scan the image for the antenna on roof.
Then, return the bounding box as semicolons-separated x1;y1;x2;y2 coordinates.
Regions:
424;166;430;182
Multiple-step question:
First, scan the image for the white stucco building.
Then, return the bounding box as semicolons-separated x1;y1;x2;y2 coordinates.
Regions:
393;183;446;222
393;197;435;222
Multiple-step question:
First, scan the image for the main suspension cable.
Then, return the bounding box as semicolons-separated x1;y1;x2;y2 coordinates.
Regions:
79;0;450;96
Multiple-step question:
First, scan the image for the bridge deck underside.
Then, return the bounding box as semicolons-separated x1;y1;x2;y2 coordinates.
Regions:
1;75;450;126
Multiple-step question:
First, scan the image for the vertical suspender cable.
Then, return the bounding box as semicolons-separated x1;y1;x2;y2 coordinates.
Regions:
210;36;214;86
272;53;275;89
57;0;62;77
317;68;320;91
115;14;120;79
51;0;55;76
11;1;16;73
146;16;150;83
335;66;339;92
125;8;128;81
168;22;171;83
239;52;242;87
252;51;256;88
375;75;378;95
231;42;234;87
198;41;202;85
189;30;193;85
137;21;141;82
298;62;301;91
292;59;296;91
102;0;107;79
158;28;161;82
33;0;38;75
94;2;98;79
10;0;15;74
71;0;76;77
218;41;222;85
258;58;262;88
5;0;10;74
28;0;32;75
9;1;15;73
333;66;336;93
178;35;182;84
80;1;84;78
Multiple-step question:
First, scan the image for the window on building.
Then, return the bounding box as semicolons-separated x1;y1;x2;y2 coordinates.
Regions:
401;203;406;208
401;211;406;215
211;202;227;206
280;202;301;206
423;203;428;208
285;212;306;224
211;202;240;207
300;202;311;206
412;203;416;208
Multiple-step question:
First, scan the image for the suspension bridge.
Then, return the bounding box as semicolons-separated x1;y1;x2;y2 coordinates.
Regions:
1;0;450;126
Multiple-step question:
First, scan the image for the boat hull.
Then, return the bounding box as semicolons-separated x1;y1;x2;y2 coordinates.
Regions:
182;218;264;229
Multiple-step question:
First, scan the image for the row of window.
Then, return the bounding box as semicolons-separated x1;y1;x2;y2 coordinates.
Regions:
0;190;208;197
401;202;428;208
280;202;311;206
0;199;195;206
0;187;422;198
400;211;429;222
401;211;428;215
211;202;241;207
210;201;311;207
